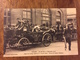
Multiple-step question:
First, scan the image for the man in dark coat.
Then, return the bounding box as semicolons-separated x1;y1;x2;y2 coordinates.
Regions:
64;25;72;51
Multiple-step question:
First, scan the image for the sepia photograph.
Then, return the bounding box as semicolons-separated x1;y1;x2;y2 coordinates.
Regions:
3;8;78;57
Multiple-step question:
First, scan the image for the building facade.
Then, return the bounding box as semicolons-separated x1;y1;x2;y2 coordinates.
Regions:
4;8;76;28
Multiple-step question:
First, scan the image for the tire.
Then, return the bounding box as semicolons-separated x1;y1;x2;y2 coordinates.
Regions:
19;37;29;46
42;33;52;47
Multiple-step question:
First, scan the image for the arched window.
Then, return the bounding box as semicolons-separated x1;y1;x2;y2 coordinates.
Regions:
56;11;61;24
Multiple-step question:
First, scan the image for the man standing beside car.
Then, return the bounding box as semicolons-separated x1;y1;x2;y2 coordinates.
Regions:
64;24;72;51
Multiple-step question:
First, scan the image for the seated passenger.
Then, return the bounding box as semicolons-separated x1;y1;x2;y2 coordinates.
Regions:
41;23;49;30
32;24;40;32
15;19;24;30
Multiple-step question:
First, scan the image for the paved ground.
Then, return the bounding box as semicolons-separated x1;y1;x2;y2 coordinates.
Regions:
4;40;78;57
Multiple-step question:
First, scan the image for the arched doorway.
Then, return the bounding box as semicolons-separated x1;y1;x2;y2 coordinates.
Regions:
56;10;62;24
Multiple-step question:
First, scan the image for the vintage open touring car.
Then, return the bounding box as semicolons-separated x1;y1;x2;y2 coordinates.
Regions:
4;20;56;49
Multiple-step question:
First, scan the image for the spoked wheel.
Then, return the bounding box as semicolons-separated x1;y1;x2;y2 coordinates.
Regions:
42;33;52;47
19;37;29;46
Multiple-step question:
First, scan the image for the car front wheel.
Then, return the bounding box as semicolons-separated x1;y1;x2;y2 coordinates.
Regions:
42;33;52;47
